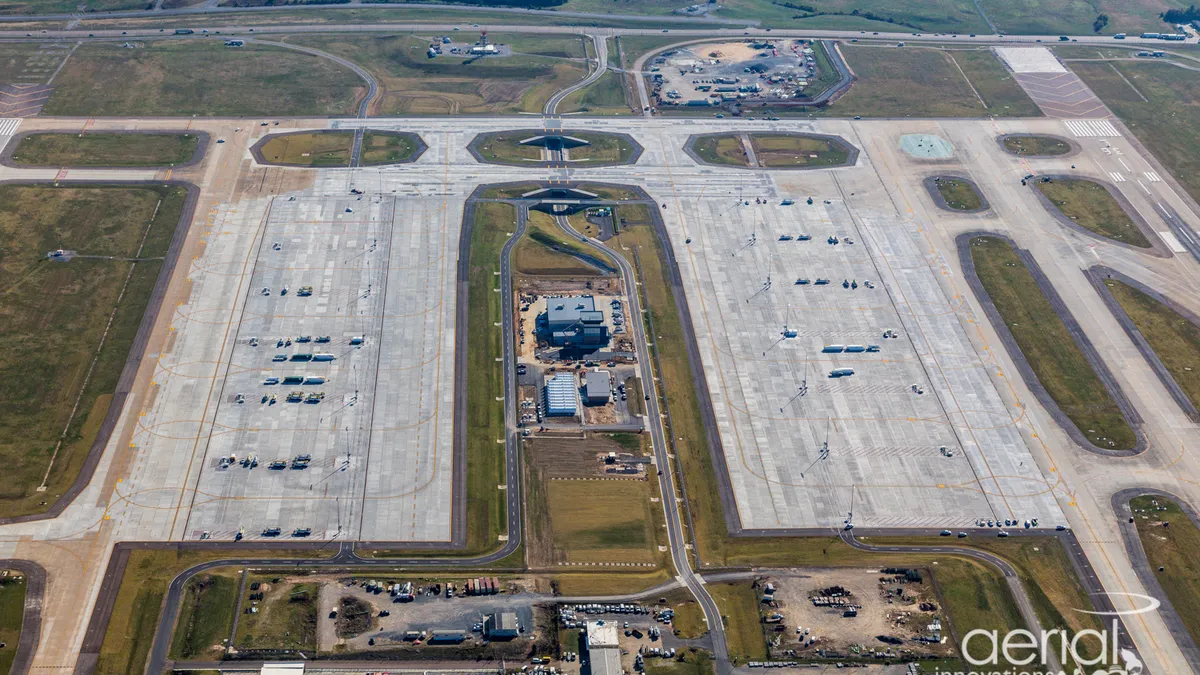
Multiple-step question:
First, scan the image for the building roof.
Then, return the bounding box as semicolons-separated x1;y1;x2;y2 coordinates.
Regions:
586;620;621;648
545;373;578;415
585;370;611;399
486;612;519;633
547;296;599;326
591;646;623;675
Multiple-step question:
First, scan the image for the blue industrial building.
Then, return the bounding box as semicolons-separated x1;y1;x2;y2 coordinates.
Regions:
544;373;578;416
541;296;609;349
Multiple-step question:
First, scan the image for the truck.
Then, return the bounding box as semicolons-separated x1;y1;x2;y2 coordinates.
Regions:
1141;32;1161;39
1114;33;1126;39
829;368;855;378
174;28;194;34
313;353;336;361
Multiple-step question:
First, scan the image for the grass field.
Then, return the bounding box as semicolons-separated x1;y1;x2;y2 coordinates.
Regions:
706;583;766;665
644;650;715;675
821;46;1036;118
1106;279;1200;413
0;43;44;82
360;131;421;165
932;559;1026;665
0;0;143;13
979;0;1177;36
751;134;850;167
946;49;1042;116
465;202;516;554
559;70;630;115
42;41;363;116
1131;495;1200;649
562;0;992;33
546;480;659;563
234;577;318;650
257;132;354;167
475;130;636;166
661;589;707;639
256;131;421;167
1034;178;1151;248
10;132;199;167
690;134;747;166
514;211;608;277
1071;60;1200;208
968;236;1137;450
95;551;329;675
934;178;984;210
169;572;239;660
0;185;186;517
0;573;25;675
1002;135;1073;156
691;133;851;167
293;33;586;115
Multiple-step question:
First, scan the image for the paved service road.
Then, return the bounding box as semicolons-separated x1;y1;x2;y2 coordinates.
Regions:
545;33;607;115
551;210;733;675
244;39;379;164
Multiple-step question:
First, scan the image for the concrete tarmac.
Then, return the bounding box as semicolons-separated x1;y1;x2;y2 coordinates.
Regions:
1;111;1200;673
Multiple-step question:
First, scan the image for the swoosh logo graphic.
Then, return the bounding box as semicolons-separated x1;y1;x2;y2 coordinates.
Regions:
1075;591;1161;616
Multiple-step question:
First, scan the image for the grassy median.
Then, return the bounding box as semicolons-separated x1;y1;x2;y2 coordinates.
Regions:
10;132;199;167
1105;279;1200;413
969;236;1137;450
0;572;26;675
1034;178;1151;248
464;202;517;554
1131;495;1200;649
934;177;985;211
475;130;636;166
1002;135;1073;156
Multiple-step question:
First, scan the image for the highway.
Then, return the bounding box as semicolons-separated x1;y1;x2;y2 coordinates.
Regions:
0;21;1191;47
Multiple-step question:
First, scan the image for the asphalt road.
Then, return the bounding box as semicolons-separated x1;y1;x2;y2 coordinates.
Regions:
545;33;607;115
0;1;752;26
550;208;733;675
242;38;378;164
0;20;1192;48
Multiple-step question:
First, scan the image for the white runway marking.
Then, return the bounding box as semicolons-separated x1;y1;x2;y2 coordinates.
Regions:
1109;172;1126;183
1159;231;1188;253
1145;171;1163;182
0;118;21;152
995;47;1068;73
1064;119;1119;137
1118;157;1131;171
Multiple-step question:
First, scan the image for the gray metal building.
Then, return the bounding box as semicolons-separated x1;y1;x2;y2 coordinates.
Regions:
583;370;611;405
